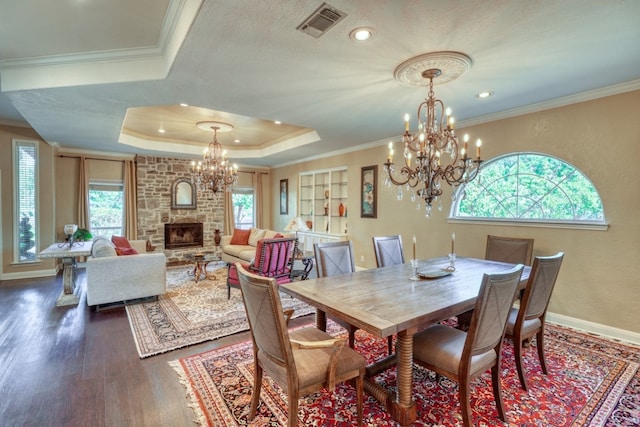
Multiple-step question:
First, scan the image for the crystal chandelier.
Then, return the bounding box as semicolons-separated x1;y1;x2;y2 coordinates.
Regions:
190;122;238;195
383;68;483;217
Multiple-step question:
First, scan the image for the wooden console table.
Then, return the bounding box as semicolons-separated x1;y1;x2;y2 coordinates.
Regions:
39;241;93;307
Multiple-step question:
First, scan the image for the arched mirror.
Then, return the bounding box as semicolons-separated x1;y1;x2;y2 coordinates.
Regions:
171;178;197;209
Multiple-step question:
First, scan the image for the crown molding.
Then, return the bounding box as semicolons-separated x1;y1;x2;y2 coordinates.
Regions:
0;0;202;92
458;78;640;128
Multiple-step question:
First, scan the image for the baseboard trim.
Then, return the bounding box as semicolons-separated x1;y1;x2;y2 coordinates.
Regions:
0;267;58;281
547;312;640;346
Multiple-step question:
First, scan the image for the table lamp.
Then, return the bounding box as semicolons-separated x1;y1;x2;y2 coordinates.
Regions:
64;224;78;247
284;217;309;256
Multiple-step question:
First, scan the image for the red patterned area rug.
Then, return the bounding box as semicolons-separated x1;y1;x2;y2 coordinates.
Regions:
170;322;640;426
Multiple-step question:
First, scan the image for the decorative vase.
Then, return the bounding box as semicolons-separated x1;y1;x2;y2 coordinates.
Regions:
214;229;222;245
338;202;345;217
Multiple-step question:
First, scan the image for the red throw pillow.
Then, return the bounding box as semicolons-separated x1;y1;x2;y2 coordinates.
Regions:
273;233;284;238
229;228;251;245
111;235;131;248
115;247;138;256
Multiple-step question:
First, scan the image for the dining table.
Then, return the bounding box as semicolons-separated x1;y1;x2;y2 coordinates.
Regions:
280;256;530;426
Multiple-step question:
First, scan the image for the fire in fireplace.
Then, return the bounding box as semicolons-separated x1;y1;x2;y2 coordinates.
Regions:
164;222;204;249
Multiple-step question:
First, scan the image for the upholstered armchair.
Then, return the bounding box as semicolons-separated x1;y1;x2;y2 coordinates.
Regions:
226;237;297;299
235;263;365;427
485;235;534;265
412;264;524;427
505;252;564;391
313;241;361;348
372;234;405;268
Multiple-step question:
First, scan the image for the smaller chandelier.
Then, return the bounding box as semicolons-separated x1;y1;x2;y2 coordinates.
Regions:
191;123;238;195
383;68;483;217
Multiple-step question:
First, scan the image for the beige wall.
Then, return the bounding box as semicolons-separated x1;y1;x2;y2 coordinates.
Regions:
0;125;56;277
271;90;640;334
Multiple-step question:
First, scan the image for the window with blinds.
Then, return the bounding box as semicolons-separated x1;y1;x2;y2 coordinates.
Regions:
13;140;38;263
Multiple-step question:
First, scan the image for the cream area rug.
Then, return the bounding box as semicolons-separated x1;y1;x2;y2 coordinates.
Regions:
126;266;314;358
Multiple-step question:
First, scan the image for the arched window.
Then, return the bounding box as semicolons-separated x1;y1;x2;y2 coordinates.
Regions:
451;152;606;227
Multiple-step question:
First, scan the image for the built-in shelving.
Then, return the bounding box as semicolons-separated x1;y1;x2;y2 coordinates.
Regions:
298;167;348;239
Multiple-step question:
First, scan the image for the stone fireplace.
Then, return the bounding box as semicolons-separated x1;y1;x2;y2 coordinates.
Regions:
136;156;224;263
164;222;204;249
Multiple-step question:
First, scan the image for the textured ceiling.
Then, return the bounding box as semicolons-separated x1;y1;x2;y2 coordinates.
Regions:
1;0;640;167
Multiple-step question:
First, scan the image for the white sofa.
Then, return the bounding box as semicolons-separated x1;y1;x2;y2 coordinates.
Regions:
86;238;167;307
220;228;294;264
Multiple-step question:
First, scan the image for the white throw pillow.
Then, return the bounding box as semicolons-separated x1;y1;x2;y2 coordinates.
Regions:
92;237;117;257
248;228;266;246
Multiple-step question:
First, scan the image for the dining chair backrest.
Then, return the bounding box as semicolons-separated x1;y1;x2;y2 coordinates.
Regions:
467;264;524;356
485;235;534;266
372;235;405;268
520;252;564;321
236;263;292;368
314;241;356;278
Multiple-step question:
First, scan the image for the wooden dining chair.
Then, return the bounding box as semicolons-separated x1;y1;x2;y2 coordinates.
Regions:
372;235;404;354
313;241;360;348
485;235;534;265
505;252;564;391
372;235;405;268
236;263;365;427
458;234;533;330
412;264;524;427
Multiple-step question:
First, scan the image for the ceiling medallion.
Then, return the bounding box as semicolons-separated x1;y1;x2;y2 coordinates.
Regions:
196;121;234;133
394;51;472;87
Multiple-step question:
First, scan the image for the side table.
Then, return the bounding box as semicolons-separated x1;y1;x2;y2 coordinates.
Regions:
184;252;223;283
39;241;94;306
290;252;314;280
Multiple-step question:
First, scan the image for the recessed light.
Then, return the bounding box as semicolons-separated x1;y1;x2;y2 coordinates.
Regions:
234;139;240;144
349;27;373;41
179;103;189;107
476;91;494;99
274;120;282;125
158;128;166;133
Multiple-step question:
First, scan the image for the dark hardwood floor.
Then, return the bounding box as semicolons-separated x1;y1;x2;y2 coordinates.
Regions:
0;269;312;426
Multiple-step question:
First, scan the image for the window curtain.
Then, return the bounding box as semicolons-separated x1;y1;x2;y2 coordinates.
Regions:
254;172;263;229
224;190;235;235
78;156;90;229
123;159;138;239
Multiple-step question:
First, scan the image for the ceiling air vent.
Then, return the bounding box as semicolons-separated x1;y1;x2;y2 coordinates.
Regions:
297;2;347;38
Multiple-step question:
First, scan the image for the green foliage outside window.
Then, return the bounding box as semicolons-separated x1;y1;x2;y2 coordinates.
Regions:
453;153;604;223
19;212;35;260
233;192;254;229
89;188;124;237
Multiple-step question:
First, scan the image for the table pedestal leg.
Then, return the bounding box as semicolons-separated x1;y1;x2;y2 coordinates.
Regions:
56;256;80;307
363;329;417;426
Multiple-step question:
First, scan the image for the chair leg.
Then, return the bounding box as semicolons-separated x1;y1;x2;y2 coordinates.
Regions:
249;363;263;419
287;391;299;427
536;328;548;374
491;363;506;422
459;373;473;427
514;333;529;391
356;372;364;426
387;336;393;355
